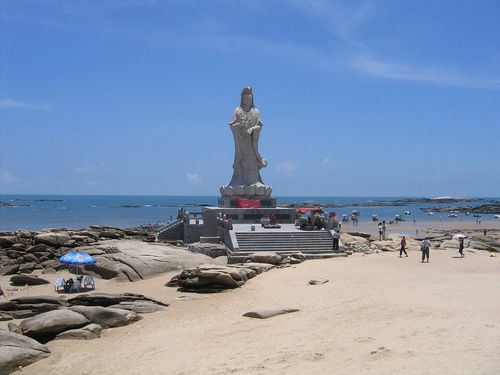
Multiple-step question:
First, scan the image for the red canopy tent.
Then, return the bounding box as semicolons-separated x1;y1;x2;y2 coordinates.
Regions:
297;207;324;214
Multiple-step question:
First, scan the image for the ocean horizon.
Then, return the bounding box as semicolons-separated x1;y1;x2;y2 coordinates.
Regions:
1;194;498;232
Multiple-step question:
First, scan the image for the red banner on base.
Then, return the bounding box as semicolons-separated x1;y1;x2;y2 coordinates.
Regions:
236;197;261;209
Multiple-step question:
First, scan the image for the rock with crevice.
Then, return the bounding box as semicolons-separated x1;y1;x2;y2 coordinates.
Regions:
0;331;50;374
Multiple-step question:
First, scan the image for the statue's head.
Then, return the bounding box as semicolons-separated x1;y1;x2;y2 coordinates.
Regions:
240;86;254;108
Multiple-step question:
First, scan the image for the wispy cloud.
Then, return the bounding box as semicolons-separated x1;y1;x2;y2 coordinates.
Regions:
185;172;202;185
345;54;500;90
276;161;297;174
0;99;53;111
0;171;18;184
73;165;96;174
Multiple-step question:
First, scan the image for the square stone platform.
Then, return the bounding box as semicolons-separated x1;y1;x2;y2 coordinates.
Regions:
202;206;296;237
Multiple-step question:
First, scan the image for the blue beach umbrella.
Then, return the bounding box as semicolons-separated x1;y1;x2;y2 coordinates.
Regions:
59;251;96;265
59;251;96;277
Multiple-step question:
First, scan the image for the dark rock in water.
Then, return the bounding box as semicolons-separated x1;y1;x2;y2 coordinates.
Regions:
11;273;48;287
19;309;89;339
0;331;51;374
55;323;102;340
0;264;19;276
243;308;300;319
68;305;141;328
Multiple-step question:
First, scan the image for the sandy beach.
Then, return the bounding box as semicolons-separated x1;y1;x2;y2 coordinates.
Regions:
1;221;499;375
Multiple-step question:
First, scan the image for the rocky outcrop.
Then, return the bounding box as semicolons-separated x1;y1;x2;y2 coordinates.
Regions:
243;308;300;319
81;240;220;281
166;263;274;293
0;296;68;320
0;331;50;374
248;252;282;265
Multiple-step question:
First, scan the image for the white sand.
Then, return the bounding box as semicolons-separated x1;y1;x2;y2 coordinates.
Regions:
4;242;500;375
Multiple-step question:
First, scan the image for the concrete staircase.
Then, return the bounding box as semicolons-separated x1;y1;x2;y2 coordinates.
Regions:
157;220;183;242
229;230;346;260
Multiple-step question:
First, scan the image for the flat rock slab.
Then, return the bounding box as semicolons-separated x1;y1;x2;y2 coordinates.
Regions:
69;305;141;328
108;301;165;313
0;331;50;374
243;308;300;319
309;278;329;285
67;292;168;308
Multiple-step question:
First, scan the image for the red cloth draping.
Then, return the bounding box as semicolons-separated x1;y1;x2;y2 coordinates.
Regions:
236;197;261;209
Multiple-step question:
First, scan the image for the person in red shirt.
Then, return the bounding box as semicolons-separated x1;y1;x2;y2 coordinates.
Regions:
400;236;408;257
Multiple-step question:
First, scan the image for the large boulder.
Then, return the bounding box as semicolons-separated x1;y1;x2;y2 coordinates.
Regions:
248;252;282;265
19;309;89;339
33;232;71;247
55;323;102;340
0;331;50;374
68;305;141;328
10;274;50;286
108;301;166;313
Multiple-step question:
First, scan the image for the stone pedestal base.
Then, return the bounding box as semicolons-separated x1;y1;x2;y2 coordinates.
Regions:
219;196;277;208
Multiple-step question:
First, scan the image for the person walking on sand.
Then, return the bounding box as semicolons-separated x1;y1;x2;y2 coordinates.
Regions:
420;239;431;263
382;221;387;240
399;236;408;257
458;237;464;258
378;222;383;240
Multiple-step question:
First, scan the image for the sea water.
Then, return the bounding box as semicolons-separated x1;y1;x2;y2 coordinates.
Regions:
0;195;497;231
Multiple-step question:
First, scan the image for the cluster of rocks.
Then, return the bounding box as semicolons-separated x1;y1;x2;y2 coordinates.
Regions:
166;263;275;293
0;226;160;276
166;252;306;293
0;293;167;374
340;229;500;254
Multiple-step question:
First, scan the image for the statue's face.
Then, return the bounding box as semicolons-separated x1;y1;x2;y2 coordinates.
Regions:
243;94;252;107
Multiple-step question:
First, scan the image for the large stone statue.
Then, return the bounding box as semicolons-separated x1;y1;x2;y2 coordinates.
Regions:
220;87;272;197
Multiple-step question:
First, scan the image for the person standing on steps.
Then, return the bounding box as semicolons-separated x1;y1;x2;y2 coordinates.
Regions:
399;236;408;257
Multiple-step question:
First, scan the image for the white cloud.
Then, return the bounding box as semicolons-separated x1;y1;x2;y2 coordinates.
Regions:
0;99;53;111
0;171;18;184
276;161;297;173
185;172;202;185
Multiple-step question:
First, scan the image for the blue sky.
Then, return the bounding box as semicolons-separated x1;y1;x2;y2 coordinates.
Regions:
1;0;499;197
